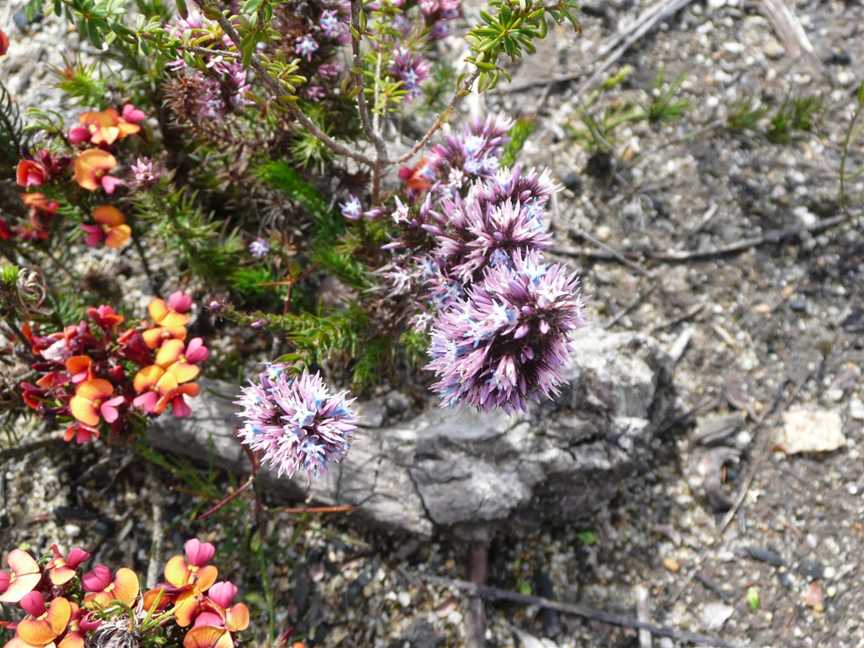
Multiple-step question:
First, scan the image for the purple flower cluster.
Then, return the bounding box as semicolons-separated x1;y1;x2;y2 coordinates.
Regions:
235;365;357;478
340;194;384;222
382;114;588;412
390;49;430;101
425;115;512;188
426;251;586;412
164;13;252;119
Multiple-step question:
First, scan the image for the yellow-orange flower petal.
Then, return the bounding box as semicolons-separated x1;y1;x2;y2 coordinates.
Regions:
134;365;164;393
163;555;189;589
148;299;169;323
93;205;125;227
155;339;185;368
58;633;84;648
76;378;113;401
46;598;72;636
80;109;118;128
90;126;120;146
0;550;41;603
142;328;167;349
69;396;99;427
173;591;200;628
16;619;56;646
165;362;200;387
73;150;117;191
226;603;249;632
195;565;218;591
65;356;92;376
113;568;139;606
183;627;232;648
117;120;140;139
104;224;131;249
49;566;76;586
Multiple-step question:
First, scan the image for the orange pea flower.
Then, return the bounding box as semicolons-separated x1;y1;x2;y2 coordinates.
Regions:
65;356;93;384
142;297;190;349
56;602;101;648
6;593;71;648
82;565;139;609
46;545;90;586
72;108;141;146
73;149;122;193
81;206;131;249
0;550;41;604
182;581;249;648
21;193;59;216
68;379;125;427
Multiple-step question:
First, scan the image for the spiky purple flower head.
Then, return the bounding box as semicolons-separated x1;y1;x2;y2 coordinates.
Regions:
425;115;512;185
295;35;319;61
235;365;357;478
249;238;270;258
390;49;430;100
430;197;553;283
426;250;586;413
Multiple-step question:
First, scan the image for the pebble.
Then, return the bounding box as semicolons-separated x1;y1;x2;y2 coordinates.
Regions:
849;398;864;420
836;70;854;87
763;38;785;60
663;557;681;573
702;602;734;630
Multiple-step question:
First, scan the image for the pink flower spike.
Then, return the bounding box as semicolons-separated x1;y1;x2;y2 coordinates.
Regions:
167;291;193;313
19;591;46;617
183;539;215;567
185;338;208;364
82;564;112;592
208;581;238;609
66;547;91;569
82;224;105;247
68;125;91;145
133;391;158;413
100;175;124;195
99;395;125;423
122;104;146;124
0;571;9;594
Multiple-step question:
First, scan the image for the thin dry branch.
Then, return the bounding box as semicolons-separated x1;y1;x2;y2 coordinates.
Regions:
418;574;738;648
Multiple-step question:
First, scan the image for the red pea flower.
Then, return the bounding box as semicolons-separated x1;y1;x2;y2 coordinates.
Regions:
16;160;49;188
0;30;9;56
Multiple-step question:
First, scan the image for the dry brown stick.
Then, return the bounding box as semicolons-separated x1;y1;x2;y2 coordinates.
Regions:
716;374;806;537
558;214;851;270
572;0;697;100
569;228;653;276
420;575;738;647
0;437;64;462
394;69;482;166
757;0;817;61
349;0;388;202
647;214;850;262
649;301;706;334
605;284;657;329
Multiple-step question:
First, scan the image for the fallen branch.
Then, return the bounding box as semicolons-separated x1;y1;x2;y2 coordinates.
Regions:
554;214;852;268
646;214;849;262
418;574;738;648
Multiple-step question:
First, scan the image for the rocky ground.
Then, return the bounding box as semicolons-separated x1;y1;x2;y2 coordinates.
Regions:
3;0;864;647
